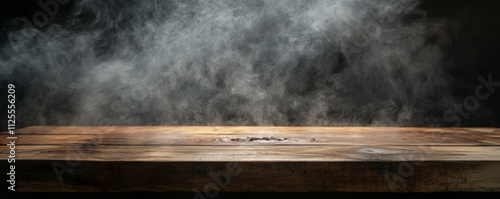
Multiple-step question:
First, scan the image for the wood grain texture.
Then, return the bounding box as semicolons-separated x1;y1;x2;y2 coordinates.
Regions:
1;126;499;192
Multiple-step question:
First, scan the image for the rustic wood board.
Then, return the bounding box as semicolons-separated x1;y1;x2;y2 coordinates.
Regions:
1;126;500;192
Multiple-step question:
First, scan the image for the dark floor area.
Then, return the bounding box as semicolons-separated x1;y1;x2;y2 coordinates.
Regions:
3;192;500;199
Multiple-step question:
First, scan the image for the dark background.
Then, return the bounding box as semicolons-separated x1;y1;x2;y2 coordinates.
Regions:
0;0;499;129
420;0;500;127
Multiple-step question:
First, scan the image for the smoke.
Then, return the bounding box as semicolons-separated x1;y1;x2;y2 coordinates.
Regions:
1;0;456;126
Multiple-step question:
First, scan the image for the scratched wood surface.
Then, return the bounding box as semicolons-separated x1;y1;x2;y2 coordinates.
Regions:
1;126;499;192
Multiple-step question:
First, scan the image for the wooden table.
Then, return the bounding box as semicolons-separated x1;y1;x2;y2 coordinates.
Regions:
1;126;500;192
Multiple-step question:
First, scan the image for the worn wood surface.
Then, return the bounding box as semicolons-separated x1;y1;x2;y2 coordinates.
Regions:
1;126;500;192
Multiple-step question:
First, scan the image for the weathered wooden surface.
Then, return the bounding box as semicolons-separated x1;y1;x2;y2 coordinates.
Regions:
1;126;500;192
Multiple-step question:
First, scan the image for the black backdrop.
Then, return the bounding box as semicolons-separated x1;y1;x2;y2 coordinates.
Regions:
0;0;499;129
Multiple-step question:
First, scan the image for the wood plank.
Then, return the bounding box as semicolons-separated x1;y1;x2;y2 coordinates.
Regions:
2;126;500;146
12;126;499;135
6;161;500;192
1;126;499;192
2;145;500;162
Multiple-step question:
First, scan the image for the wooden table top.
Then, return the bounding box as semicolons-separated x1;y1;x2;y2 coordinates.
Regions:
2;126;499;192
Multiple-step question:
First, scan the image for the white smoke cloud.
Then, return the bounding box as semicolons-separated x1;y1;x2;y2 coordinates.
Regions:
1;0;456;126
